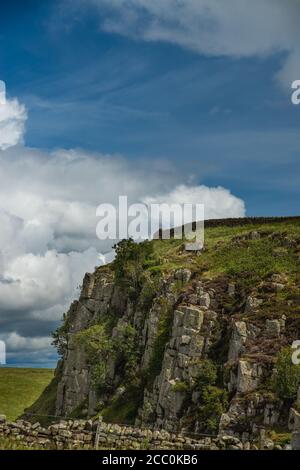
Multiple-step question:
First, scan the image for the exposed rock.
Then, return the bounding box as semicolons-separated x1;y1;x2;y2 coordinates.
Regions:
237;360;263;393
265;319;281;338
228;321;247;362
228;283;236;297
245;296;263;313
288;408;300;431
184;242;203;253
174;269;192;283
26;223;300;446
138;304;210;430
261;438;274;450
263;404;279;426
199;293;210;308
270;273;288;284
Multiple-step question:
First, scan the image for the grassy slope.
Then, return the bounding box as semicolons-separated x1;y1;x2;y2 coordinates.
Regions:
0;368;54;421
149;220;300;283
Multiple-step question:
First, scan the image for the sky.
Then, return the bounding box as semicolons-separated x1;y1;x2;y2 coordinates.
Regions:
0;0;299;367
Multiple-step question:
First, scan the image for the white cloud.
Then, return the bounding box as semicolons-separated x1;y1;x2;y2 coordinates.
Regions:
5;332;52;352
144;184;245;222
79;0;300;88
0;95;27;150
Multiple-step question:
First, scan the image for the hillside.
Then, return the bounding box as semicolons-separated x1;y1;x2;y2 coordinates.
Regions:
0;368;53;421
27;218;300;447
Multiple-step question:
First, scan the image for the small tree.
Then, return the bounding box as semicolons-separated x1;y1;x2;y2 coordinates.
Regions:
52;313;69;357
195;359;228;433
75;324;113;388
112;239;153;299
196;359;217;390
272;347;300;401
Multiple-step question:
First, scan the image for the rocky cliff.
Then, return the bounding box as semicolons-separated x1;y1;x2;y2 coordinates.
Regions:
28;218;300;447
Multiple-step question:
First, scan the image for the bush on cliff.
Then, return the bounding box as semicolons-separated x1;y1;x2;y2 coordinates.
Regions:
112;238;155;301
195;360;228;433
75;321;139;389
272;347;300;402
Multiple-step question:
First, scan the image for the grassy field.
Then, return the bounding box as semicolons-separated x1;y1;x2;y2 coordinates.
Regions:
0;368;54;421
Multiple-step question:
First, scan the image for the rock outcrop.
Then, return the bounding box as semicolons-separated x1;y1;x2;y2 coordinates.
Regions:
26;222;300;449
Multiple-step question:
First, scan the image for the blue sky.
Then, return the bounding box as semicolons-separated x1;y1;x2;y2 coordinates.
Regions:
1;0;299;215
0;0;299;367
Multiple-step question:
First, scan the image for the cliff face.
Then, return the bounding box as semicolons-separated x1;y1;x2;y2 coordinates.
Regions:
30;219;300;443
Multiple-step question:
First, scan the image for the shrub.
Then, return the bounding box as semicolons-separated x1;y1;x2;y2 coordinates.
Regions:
75;322;139;388
172;381;189;393
198;385;228;433
145;298;173;386
195;360;228;433
112;323;139;381
272;347;300;401
112;239;154;301
196;360;218;390
75;324;113;389
52;313;70;356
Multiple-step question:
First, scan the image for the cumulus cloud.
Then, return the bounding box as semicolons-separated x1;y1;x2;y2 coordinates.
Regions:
77;0;300;88
0;90;246;365
144;184;245;221
0;85;27;149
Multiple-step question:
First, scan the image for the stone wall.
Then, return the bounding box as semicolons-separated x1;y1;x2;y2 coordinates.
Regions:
0;415;271;450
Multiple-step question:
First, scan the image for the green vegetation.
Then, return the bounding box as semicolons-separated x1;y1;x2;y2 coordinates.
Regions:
195;360;228;433
0;368;54;421
52;312;70;357
75;324;113;389
101;384;142;424
31;219;300;431
205;238;298;288
76;322;139;392
111;220;300;289
269;431;291;446
145;297;174;387
172;381;189;393
272;347;300;402
112;238;156;301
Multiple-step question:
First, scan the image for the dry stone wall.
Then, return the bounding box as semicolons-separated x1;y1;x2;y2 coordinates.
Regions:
0;415;259;450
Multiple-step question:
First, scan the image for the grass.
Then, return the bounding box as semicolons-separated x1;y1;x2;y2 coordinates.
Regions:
145;220;300;282
101;385;143;424
0;367;54;421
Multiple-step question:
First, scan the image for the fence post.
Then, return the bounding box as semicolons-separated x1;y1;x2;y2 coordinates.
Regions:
94;417;103;450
